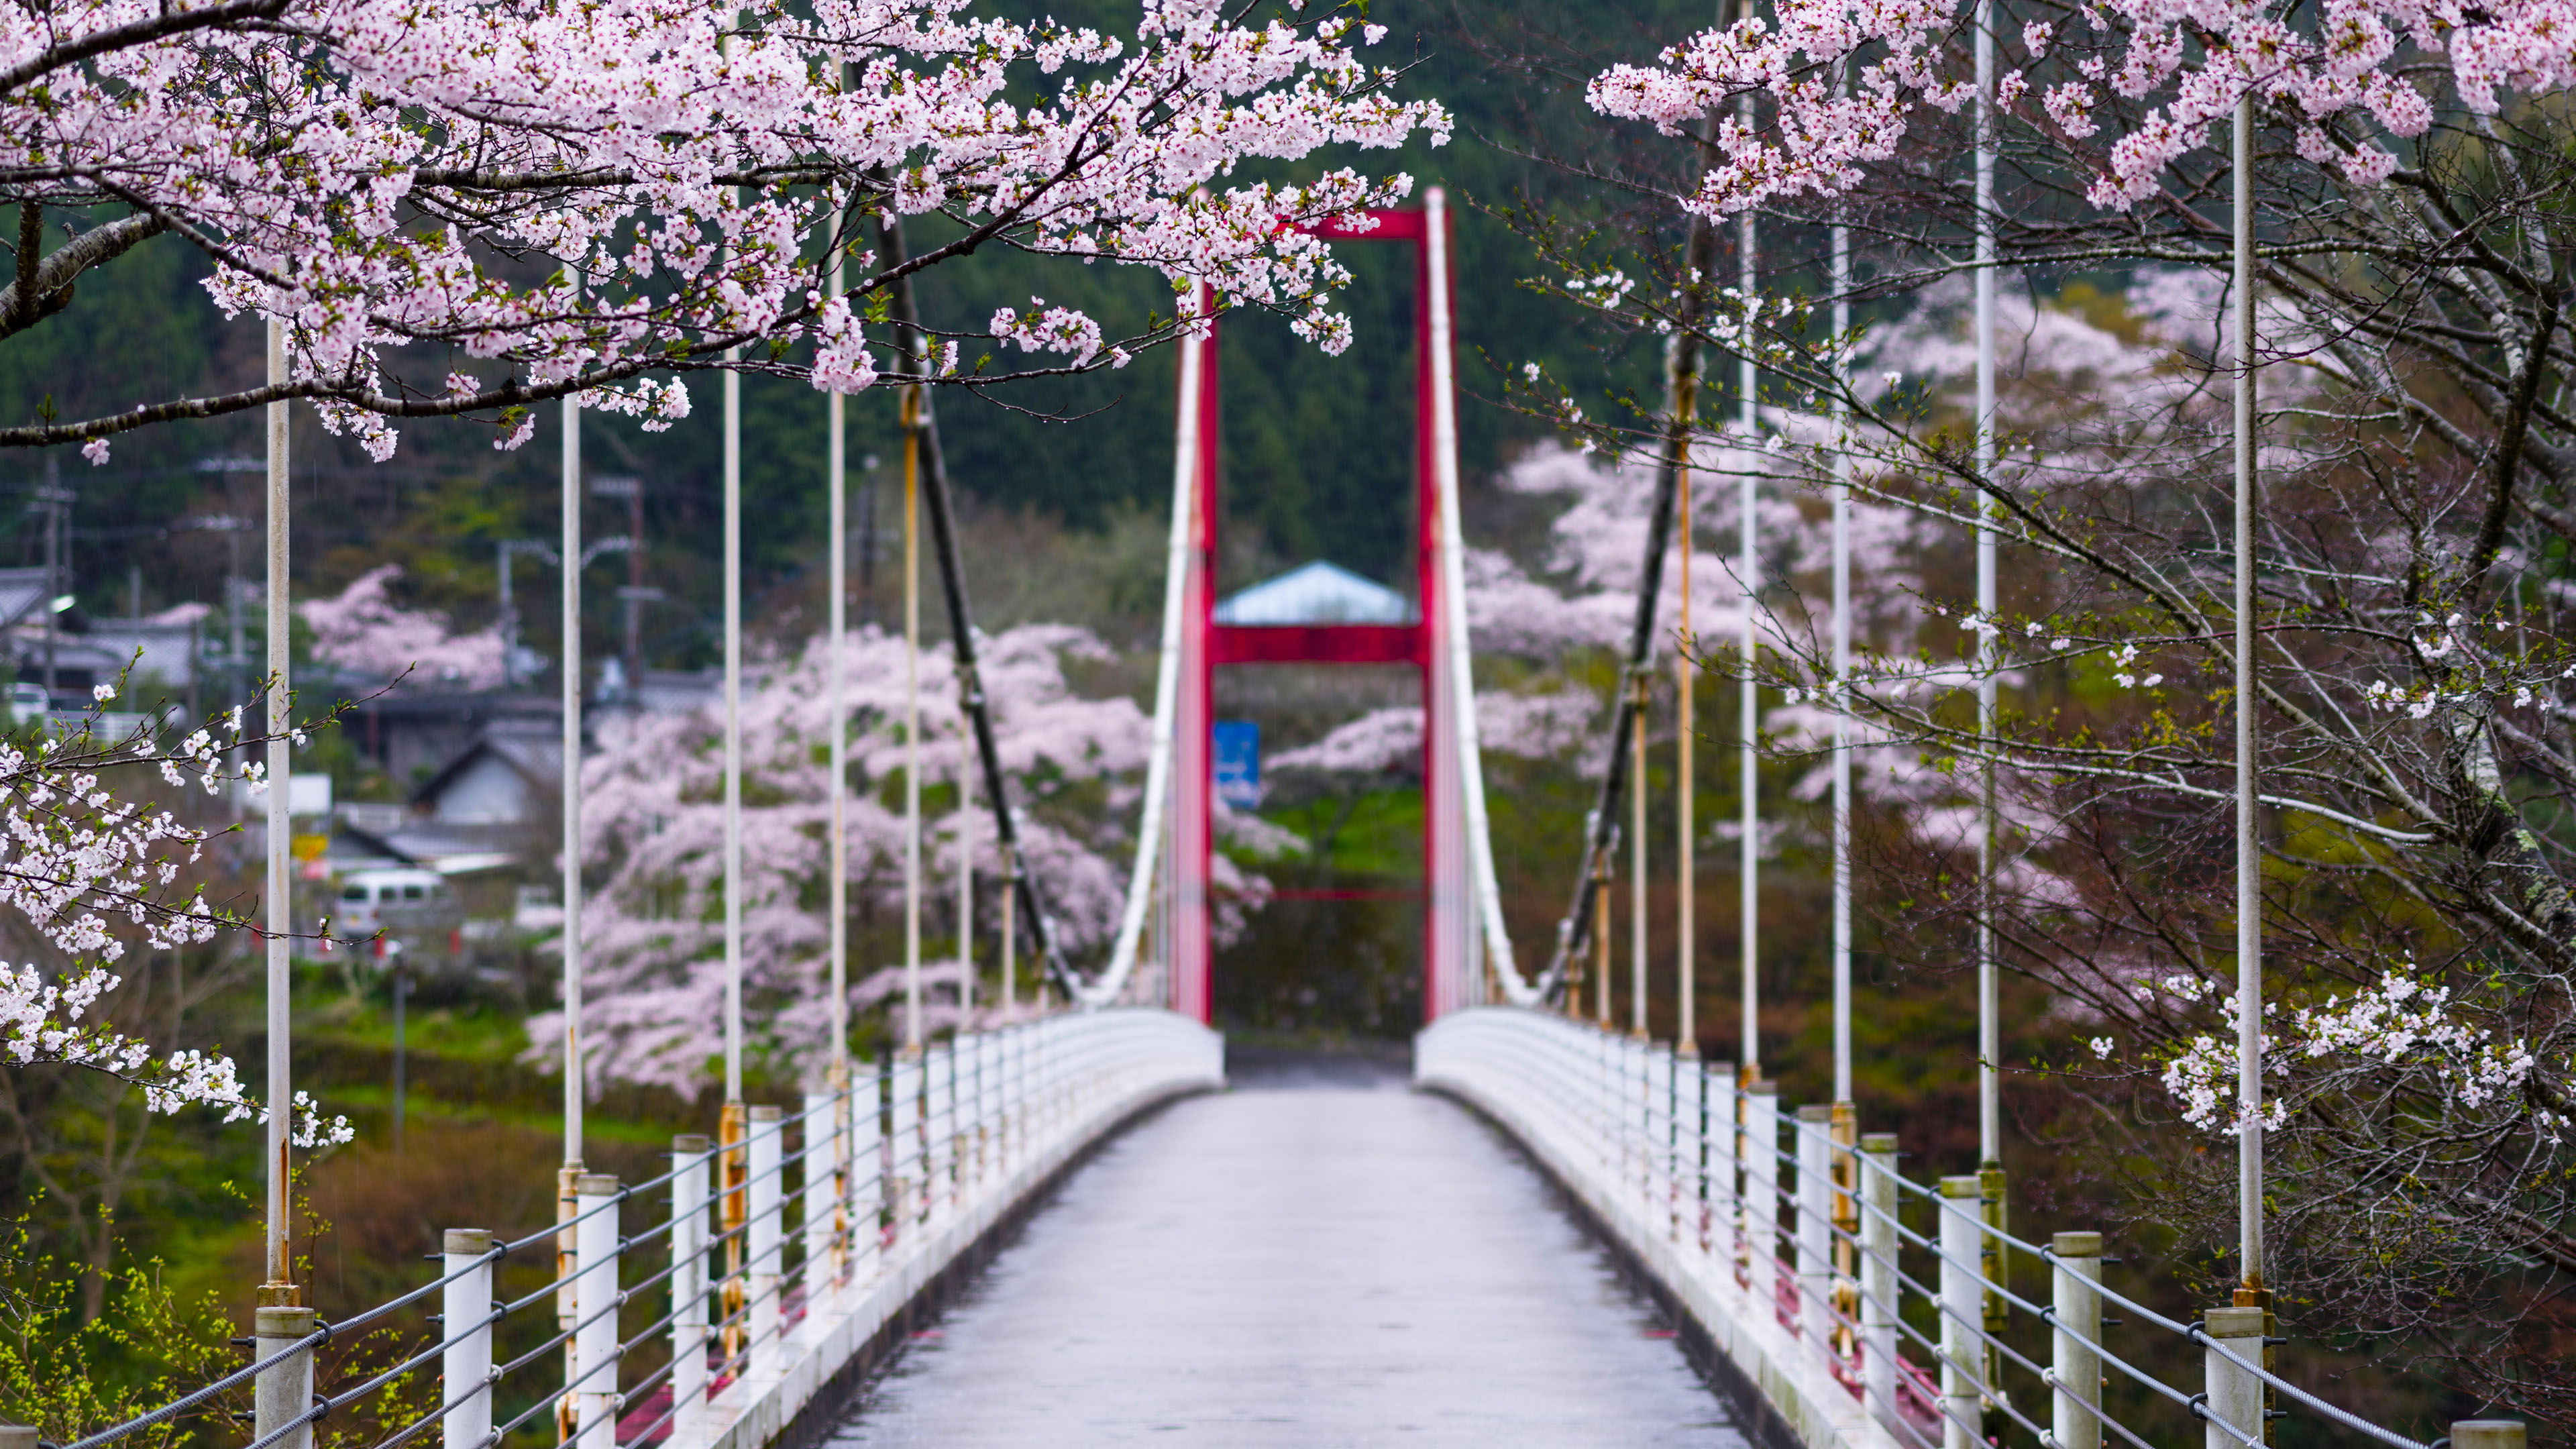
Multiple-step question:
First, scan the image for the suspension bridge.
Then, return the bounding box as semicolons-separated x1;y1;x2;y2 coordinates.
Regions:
64;193;2527;1449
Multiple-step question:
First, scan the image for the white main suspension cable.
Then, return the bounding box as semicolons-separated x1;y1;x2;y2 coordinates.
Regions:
1082;284;1208;1010
1426;187;1538;1008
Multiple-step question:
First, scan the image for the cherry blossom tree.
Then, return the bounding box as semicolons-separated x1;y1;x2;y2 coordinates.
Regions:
1492;1;2576;1393
542;621;1273;1094
0;0;1448;463
299;565;508;691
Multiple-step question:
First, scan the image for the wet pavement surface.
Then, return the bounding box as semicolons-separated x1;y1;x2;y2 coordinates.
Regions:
822;1049;1754;1448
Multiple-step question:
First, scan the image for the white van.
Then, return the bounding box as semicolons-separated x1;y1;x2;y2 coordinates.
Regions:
7;682;47;727
332;867;456;938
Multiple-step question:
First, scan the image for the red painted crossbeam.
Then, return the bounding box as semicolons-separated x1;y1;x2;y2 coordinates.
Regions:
1299;209;1428;241
1212;623;1425;665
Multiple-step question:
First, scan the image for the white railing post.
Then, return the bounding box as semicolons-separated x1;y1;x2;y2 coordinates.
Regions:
253;1304;317;1449
441;1230;494;1449
1686;1057;1709;1258
803;1090;835;1313
971;1030;991;1189
1053;1018;1070;1142
1795;1104;1833;1352
1745;1081;1779;1320
1939;1175;1985;1449
1862;1134;1899;1424
2203;1304;2264;1449
929;1041;953;1217
956;1032;977;1193
1637;1039;1656;1213
859;1065;885;1277
1019;1023;1036;1164
891;1055;920;1241
1590;1026;1607;1181
949;1037;968;1208
1034;1020;1051;1151
1709;1061;1738;1272
572;1173;621;1449
999;1025;1018;1171
1630;1036;1651;1205
1034;1023;1054;1148
748;1104;784;1379
1655;1046;1677;1234
670;1134;709;1446
2051;1232;2103;1449
833;1075;855;1289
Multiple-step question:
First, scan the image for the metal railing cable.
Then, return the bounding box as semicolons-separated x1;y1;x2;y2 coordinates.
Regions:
1419;1008;2441;1449
63;1012;1215;1449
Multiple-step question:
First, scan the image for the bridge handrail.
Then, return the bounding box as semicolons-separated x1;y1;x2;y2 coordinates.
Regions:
56;1010;1222;1449
1417;1007;2443;1449
1766;1105;2440;1449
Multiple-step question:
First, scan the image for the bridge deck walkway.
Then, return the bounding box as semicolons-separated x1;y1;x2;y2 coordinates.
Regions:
822;1051;1753;1448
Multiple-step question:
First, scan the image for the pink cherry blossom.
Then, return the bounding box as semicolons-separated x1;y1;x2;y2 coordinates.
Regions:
0;0;1449;454
299;565;509;690
542;621;1273;1093
1578;0;2546;217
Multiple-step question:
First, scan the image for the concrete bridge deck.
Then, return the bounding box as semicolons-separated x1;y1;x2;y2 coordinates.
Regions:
822;1053;1753;1448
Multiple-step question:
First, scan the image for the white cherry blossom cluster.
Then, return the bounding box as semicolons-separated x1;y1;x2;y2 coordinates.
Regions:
2292;971;2538;1109
0;698;345;1134
7;0;1449;456
2123;966;2541;1134
263;1090;356;1149
2346;608;2575;716
2161;1029;2293;1135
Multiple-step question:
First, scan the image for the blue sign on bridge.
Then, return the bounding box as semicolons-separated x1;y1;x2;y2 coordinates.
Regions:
1213;720;1260;809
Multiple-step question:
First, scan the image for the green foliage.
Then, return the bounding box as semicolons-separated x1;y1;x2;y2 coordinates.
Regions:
0;1219;239;1444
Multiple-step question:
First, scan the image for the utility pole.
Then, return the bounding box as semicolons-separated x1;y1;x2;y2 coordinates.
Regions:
38;454;67;700
590;476;645;707
496;539;555;689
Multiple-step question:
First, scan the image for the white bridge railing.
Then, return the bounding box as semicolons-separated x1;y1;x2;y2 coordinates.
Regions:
65;1010;1220;1449
1417;1008;2523;1449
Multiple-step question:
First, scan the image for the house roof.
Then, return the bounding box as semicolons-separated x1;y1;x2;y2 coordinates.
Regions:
1214;561;1414;626
410;716;564;808
0;568;53;631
